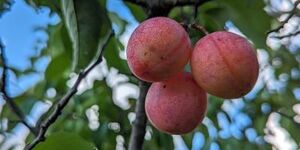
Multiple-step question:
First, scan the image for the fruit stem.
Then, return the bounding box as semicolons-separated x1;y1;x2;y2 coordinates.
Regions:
191;23;209;35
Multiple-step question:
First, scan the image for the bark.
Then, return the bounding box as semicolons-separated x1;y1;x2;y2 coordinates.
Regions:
128;81;151;150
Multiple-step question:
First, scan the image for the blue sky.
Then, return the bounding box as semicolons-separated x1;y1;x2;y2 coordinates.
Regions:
0;0;59;96
0;0;136;96
0;0;58;70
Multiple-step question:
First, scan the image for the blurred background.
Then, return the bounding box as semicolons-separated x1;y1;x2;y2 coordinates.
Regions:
0;0;300;149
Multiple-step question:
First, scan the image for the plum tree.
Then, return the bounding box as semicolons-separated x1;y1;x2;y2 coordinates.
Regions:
126;17;191;82
191;31;259;99
145;72;207;134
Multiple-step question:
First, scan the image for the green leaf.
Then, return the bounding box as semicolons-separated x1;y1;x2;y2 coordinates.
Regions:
61;0;111;71
35;132;95;150
200;0;271;48
46;53;71;82
43;23;72;58
0;0;13;15
253;116;267;135
182;132;194;148
108;12;128;35
144;130;174;150
104;37;131;74
26;0;60;13
124;2;146;22
217;138;266;150
272;47;298;78
207;96;223;124
280;116;300;144
43;24;72;92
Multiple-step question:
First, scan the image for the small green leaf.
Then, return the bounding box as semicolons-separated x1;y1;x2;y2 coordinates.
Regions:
45;24;71;81
42;24;72;93
0;0;13;14
253;116;267;135
108;12;128;35
26;0;60;12
45;53;71;81
280;115;300;144
35;132;95;150
124;2;146;22
104;37;130;74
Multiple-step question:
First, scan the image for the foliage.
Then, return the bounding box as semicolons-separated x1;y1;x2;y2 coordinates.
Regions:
0;0;300;149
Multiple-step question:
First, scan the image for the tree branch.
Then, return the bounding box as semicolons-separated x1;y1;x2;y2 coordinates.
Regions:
0;39;38;136
123;0;147;8
174;0;210;7
127;1;211;150
267;0;300;35
191;23;209;35
124;0;211;19
123;0;211;8
270;30;300;39
128;81;150;150
25;31;114;150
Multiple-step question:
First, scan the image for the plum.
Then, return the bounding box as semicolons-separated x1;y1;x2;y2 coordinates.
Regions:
126;17;191;82
191;31;259;99
145;72;207;134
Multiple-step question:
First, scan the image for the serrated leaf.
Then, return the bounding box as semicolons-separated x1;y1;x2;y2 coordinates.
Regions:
35;132;95;150
61;0;111;72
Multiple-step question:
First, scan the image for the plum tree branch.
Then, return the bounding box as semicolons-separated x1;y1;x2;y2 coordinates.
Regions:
271;30;300;39
123;0;211;8
191;23;209;35
172;0;210;7
25;31;114;150
128;81;150;150
0;39;39;136
124;0;212;18
267;0;300;35
123;0;147;8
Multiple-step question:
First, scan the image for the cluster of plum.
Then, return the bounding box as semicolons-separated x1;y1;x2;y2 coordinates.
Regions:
126;17;259;135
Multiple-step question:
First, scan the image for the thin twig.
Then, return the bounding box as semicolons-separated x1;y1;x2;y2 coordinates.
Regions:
270;30;300;39
191;23;209;35
194;0;200;19
123;0;211;8
0;39;38;136
267;0;300;34
173;0;211;7
25;31;114;150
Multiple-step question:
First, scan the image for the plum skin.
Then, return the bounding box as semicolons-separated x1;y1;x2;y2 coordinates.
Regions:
191;31;259;99
126;17;192;82
145;72;207;134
